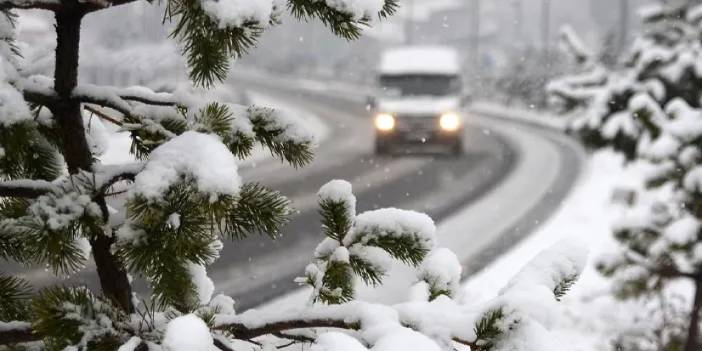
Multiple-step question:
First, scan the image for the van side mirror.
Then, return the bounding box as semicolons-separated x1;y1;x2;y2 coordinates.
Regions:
366;96;377;110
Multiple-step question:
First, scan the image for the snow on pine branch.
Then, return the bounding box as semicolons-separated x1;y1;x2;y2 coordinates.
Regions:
0;176;591;351
0;19;31;127
199;0;388;29
210;240;589;350
300;180;439;304
130;131;241;200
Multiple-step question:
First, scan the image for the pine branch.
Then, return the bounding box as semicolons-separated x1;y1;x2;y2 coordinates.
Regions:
0;274;31;321
319;198;353;242
22;81;180;116
0;0;138;11
0;313;482;349
553;274;579;301
0;323;38;344
471;308;505;351
0;180;54;198
85;105;124;126
216;316;479;349
220;182;291;239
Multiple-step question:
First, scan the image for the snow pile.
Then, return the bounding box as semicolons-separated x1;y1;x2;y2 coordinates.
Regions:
131;131;241;199
163;314;213;351
379;46;460;75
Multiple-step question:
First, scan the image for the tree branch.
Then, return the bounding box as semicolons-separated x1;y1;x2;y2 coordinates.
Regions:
20;78;179;118
0;318;482;350
0;0;139;11
272;331;315;343
80;0;141;13
85;105;123;126
0;180;54;198
0;323;40;344
216;319;360;340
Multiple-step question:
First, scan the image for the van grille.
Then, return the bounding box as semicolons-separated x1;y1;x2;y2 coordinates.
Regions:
395;115;439;131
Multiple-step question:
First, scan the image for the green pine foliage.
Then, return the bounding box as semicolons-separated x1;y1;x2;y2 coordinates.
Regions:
472;308;506;351
553;274;578;302
32;287;125;351
0;121;62;181
0;275;31;322
301;182;434;304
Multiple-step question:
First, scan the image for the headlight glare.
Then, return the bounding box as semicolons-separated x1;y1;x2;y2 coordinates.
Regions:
439;112;461;131
375;113;395;131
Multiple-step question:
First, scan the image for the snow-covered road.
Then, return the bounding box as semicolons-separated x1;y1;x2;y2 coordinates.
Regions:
207;75;585;308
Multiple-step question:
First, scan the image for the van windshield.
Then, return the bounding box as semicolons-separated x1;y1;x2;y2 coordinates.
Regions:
379;74;461;97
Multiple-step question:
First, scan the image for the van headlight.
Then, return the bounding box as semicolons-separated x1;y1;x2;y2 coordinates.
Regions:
439;112;461;131
375;113;395;131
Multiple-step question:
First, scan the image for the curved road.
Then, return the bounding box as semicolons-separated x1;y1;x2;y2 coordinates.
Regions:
210;76;585;308
9;77;584;310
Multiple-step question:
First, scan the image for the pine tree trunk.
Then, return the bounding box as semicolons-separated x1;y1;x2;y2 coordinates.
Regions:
51;7;134;313
684;279;702;351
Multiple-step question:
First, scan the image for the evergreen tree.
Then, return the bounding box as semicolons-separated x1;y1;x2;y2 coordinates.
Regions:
550;3;702;350
0;0;588;350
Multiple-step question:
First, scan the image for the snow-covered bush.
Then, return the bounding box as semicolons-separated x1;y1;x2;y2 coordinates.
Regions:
550;3;702;351
0;0;589;350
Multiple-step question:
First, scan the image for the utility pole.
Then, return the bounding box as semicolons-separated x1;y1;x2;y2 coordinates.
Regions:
469;0;481;76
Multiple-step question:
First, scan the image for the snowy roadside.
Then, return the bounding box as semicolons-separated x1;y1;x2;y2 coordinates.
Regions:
461;151;690;350
469;101;568;131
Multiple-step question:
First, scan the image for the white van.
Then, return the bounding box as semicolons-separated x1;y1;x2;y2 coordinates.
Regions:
369;46;468;155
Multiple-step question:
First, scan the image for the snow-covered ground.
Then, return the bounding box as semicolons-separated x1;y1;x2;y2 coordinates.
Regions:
463;150;694;350
470;101;568;131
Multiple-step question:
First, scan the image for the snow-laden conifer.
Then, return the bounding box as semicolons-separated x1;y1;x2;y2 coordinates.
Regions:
551;3;702;350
